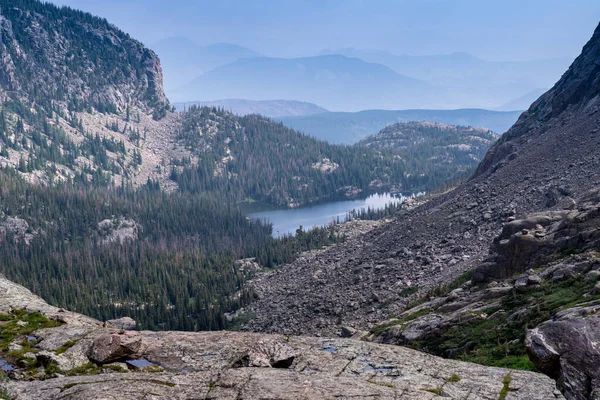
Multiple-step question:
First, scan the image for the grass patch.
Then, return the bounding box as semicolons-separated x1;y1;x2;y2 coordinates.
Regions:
446;373;461;383
44;362;62;377
55;340;77;355
0;309;62;352
408;275;600;371
498;374;513;400
65;362;101;376
429;270;475;297
424;387;443;395
399;286;419;298
369;307;433;338
102;364;128;373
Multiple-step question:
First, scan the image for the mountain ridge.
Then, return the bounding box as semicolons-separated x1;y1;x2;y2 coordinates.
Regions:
173;99;328;118
280;108;522;144
170;54;432;111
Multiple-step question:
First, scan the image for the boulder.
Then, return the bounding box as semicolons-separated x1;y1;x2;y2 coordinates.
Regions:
88;331;142;364
106;317;137;331
526;305;600;400
474;198;600;283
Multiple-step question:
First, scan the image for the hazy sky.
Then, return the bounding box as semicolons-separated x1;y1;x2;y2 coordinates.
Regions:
51;0;600;61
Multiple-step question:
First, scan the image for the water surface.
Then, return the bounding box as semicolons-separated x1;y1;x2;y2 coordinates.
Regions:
248;193;411;237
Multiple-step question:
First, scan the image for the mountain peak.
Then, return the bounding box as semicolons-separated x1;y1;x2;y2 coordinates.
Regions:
0;0;169;116
474;22;600;178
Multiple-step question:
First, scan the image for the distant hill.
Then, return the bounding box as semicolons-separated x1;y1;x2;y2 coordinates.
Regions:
359;121;498;184
279;109;522;144
173;99;328;118
320;48;571;109
151;37;261;93
169;55;432;111
495;88;549;111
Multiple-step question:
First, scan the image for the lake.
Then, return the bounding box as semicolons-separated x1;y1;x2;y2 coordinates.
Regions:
247;193;412;237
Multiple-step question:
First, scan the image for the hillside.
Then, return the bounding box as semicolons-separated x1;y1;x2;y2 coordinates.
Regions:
359;122;498;184
280;108;521;144
245;22;600;399
0;0;183;189
173;99;328;117
169;55;432;111
170;106;411;207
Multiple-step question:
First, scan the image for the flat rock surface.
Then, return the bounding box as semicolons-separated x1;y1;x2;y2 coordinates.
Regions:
0;275;562;399
4;330;562;400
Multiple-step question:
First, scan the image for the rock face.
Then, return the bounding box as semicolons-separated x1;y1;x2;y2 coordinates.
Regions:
526;305;600;400
106;316;137;330
0;0;168;115
474;188;600;282
0;275;562;399
473;24;600;179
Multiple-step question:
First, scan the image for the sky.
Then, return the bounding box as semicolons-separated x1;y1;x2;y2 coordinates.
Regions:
51;0;600;61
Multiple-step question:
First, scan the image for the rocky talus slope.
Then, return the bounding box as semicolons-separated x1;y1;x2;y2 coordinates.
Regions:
368;188;600;399
0;277;561;399
245;23;600;336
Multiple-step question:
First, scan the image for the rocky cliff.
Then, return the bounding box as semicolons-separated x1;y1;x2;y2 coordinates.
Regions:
0;275;562;399
0;0;168;115
0;0;182;187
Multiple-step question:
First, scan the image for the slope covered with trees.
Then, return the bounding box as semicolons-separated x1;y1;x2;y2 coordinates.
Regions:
171;106;411;206
359;122;499;186
0;169;342;331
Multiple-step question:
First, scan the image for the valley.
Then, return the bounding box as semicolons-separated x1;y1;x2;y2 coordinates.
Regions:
0;0;599;399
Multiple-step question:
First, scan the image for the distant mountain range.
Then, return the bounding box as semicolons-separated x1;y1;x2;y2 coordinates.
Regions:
157;38;572;111
320;48;571;108
279;109;523;144
169;55;433;111
172;99;328;118
151;37;261;93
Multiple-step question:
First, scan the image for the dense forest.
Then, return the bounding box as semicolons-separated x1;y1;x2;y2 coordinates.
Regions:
0;170;343;330
172;106;411;206
359;122;499;185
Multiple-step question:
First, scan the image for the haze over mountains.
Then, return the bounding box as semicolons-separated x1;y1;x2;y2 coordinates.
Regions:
280;109;522;144
2;1;600;399
157;37;572;112
169;54;431;111
151;38;261;92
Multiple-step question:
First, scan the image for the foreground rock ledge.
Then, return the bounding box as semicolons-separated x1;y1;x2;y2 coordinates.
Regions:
4;332;562;400
0;275;562;399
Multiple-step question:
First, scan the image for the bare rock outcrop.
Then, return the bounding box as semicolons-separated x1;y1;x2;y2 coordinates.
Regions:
474;188;600;282
526;305;600;400
0;275;562;399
